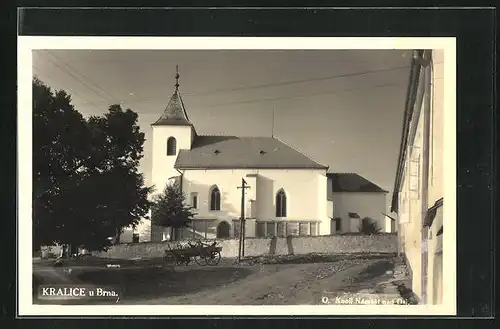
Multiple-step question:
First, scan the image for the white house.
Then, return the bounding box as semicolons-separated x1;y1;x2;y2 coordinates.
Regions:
327;173;390;234
391;49;444;305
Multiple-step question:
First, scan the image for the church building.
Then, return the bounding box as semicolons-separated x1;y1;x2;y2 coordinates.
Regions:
118;68;391;244
146;69;332;241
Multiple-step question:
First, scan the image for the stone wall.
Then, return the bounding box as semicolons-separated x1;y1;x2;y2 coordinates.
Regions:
96;233;397;259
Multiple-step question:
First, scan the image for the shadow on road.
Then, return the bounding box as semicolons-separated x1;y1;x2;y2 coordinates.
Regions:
340;259;395;292
75;266;253;302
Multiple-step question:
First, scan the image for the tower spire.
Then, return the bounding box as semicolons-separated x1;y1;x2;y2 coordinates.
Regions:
175;65;180;91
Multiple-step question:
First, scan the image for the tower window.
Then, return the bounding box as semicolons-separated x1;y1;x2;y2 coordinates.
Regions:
275;189;287;217
210;186;221;211
167;137;177;156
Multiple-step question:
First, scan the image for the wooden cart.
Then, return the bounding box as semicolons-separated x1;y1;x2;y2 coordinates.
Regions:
164;240;222;266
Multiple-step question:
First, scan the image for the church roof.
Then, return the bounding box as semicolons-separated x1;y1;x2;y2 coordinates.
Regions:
327;173;388;197
174;135;328;170
152;66;192;127
151;90;192;126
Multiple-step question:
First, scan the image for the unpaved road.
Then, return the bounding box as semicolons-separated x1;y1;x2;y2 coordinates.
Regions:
33;254;404;305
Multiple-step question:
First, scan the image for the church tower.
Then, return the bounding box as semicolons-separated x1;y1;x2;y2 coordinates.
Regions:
151;66;195;194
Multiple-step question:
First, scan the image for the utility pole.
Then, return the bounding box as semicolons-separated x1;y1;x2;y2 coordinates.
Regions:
271;109;275;138
237;178;251;262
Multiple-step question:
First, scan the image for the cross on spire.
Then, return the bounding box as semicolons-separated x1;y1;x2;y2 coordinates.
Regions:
174;65;180;91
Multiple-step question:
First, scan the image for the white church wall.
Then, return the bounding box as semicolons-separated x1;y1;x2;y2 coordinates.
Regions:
151;125;193;194
330;192;388;233
180;168;330;235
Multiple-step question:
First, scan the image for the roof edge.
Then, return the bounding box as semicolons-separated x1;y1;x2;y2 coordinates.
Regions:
151;121;194;127
273;136;329;170
327;172;388;193
174;165;328;170
391;50;425;212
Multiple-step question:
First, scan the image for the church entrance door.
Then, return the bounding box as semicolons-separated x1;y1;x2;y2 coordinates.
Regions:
216;221;230;238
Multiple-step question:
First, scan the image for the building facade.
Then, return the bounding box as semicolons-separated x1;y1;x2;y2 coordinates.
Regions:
391;49;444;304
147;70;331;241
122;69;396;244
327;173;390;234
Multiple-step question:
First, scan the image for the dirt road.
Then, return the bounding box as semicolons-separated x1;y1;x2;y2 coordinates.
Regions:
34;254;408;305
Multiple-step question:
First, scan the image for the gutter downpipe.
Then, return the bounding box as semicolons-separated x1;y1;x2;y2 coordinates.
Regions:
420;50;433;304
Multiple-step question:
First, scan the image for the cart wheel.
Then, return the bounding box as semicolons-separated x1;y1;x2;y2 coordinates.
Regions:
207;251;221;266
194;255;207;266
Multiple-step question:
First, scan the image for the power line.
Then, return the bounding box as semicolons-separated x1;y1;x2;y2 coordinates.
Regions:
127;81;402;113
38;51;119;107
184;65;410;96
32;65;101;110
44;50;122;103
185;82;403;109
75;64;410;107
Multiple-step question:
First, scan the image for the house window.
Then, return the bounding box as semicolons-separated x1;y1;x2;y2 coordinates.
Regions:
409;146;421;199
275;189;287;217
191;193;198;209
210;186;221;211
167;137;177;156
132;233;139;243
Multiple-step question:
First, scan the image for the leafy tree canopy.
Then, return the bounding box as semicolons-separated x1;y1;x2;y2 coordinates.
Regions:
33;77;152;252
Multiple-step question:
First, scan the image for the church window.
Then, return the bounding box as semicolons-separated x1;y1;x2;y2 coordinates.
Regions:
191;192;198;209
167;137;177;156
275;189;287;217
210;186;221;211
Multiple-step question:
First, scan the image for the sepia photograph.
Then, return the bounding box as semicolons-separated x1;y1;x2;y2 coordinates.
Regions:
18;37;456;316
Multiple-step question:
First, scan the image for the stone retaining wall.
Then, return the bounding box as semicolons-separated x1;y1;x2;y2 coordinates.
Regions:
96;234;397;259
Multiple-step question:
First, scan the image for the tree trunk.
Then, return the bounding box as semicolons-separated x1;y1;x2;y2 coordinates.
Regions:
115;228;121;244
170;226;174;241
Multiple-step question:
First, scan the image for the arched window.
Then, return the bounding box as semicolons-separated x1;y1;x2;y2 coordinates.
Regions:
210;186;221;211
167;137;177;156
275;189;287;217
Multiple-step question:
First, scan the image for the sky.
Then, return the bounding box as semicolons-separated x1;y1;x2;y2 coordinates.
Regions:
32;49;412;212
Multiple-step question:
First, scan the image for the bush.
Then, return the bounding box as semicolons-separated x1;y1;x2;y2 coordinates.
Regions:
358;217;381;234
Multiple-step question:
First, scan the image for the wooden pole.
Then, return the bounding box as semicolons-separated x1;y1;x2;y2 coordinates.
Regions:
237;178;251;262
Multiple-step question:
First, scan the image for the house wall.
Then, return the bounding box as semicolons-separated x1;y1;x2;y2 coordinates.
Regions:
397;49;444;303
330;192;388;233
426;50;445;305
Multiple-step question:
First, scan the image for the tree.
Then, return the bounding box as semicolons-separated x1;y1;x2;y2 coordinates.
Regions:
33;78;152;253
151;181;197;241
33;77;89;252
84;105;153;246
358;217;382;234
